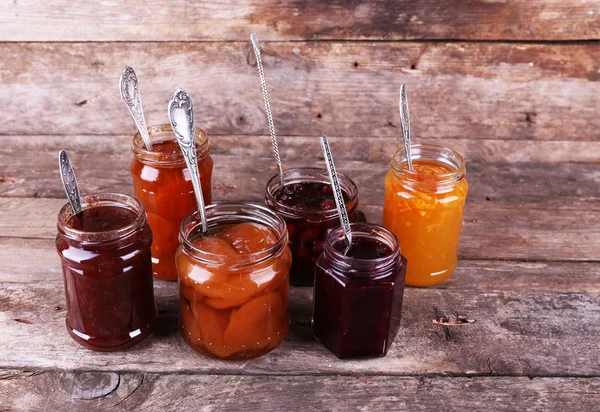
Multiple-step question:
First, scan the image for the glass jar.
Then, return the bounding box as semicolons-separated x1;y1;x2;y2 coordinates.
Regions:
265;167;365;286
176;202;291;360
55;193;156;351
130;124;213;281
382;144;468;287
313;222;406;359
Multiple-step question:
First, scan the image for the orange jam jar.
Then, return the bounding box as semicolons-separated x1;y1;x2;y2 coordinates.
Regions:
176;203;291;360
382;144;468;287
130;124;213;280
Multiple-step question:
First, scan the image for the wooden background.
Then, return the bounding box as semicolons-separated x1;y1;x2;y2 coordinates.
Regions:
0;1;599;411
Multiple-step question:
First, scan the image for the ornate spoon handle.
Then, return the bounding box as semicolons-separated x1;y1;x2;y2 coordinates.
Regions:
320;135;352;253
250;33;285;188
58;150;82;215
120;66;152;150
399;84;413;171
168;89;207;235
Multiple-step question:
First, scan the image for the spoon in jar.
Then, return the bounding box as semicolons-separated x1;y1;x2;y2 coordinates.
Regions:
250;33;285;189
168;89;208;235
58;150;83;217
399;84;413;171
319;135;352;255
120;66;153;150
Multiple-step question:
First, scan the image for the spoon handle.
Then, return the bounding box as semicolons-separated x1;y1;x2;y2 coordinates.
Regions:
120;66;153;150
250;33;285;188
320;135;352;253
399;84;413;171
58;150;82;215
168;89;208;235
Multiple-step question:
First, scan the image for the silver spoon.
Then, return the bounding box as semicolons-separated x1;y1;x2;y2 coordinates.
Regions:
120;66;153;150
58;150;82;216
399;84;413;171
168;89;208;235
250;33;285;189
319;135;352;254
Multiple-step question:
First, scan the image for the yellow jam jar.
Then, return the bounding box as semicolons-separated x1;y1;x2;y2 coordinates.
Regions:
382;144;468;287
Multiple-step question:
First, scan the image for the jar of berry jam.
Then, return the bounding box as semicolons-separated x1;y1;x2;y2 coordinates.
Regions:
131;124;213;281
313;222;406;359
56;193;157;351
265;167;365;286
383;144;468;286
176;202;291;360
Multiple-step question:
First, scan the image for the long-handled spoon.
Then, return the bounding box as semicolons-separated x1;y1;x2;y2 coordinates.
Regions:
319;135;352;254
168;89;208;235
398;84;413;171
250;33;285;189
120;66;153;150
58;150;83;216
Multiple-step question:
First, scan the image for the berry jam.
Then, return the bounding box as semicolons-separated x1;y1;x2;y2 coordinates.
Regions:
266;172;366;286
313;224;406;359
56;194;156;352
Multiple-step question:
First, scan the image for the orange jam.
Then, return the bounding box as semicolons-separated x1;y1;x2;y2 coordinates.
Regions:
131;125;213;281
177;206;291;360
382;146;468;287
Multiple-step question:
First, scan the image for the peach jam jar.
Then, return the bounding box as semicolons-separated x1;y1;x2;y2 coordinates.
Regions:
56;193;157;351
265;168;365;286
382;144;468;287
131;124;213;281
176;203;291;360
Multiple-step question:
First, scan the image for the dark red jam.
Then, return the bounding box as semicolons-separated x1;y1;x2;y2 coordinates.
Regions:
313;225;406;359
268;178;366;286
56;195;156;351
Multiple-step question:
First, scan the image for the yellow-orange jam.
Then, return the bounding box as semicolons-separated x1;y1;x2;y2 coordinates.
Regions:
382;145;468;287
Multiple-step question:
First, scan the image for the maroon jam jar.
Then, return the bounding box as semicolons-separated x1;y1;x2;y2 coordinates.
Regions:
56;193;157;351
265;167;365;286
313;222;406;359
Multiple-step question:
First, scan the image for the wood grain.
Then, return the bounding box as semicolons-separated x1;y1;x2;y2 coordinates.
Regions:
1;1;599;41
1;371;598;412
0;281;599;377
0;42;598;139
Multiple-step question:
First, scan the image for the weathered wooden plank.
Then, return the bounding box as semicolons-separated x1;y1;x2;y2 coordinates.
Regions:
4;237;599;293
0;42;598;139
1;1;599;41
0;282;599;376
1;372;599;412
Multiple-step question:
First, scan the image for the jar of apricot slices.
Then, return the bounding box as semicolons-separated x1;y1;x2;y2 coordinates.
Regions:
265;167;365;286
131;124;213;281
383;144;468;287
176;202;291;360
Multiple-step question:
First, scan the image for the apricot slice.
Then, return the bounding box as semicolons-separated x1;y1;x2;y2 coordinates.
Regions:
180;282;202;303
146;211;175;257
191;300;235;358
223;292;286;351
217;223;277;254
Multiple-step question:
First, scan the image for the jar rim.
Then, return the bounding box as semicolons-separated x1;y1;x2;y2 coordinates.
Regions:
57;193;147;242
179;202;289;267
264;167;359;221
391;143;466;183
324;222;401;276
132;124;210;166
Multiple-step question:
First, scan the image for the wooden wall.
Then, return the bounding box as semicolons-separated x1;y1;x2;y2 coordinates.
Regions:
0;0;598;168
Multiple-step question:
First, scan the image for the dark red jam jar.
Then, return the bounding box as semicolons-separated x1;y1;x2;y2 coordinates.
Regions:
56;193;157;351
313;222;406;359
265;167;365;286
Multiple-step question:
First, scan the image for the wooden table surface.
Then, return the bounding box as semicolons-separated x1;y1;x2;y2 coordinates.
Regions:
1;2;599;411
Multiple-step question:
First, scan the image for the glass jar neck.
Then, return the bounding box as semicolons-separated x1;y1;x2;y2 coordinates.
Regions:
390;144;466;193
265;167;359;221
57;193;147;243
323;223;400;279
180;202;289;268
131;124;210;167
